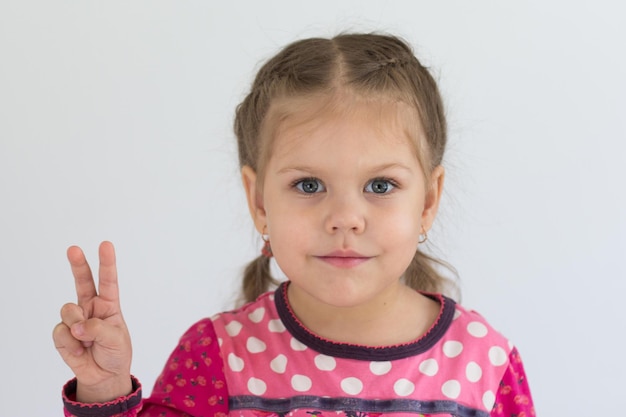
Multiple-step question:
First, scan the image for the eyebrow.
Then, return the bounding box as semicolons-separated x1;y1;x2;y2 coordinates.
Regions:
368;162;415;173
276;162;414;175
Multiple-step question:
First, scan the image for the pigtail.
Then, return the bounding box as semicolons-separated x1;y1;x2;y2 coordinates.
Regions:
404;249;458;298
240;254;280;305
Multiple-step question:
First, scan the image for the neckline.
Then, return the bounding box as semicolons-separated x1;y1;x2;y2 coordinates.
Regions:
274;281;456;361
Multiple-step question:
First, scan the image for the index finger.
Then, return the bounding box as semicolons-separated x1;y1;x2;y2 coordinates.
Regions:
67;245;97;306
97;241;120;303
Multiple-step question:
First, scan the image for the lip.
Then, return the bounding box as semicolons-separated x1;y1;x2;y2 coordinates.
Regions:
315;250;372;268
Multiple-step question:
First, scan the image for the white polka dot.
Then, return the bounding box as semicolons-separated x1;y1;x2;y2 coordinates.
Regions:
227;353;244;372
489;346;508;366
483;390;496;410
467;321;488;338
441;380;461;399
246;336;267;353
291;374;312;392
270;354;287;373
314;354;336;371
270;353;287;374
418;358;439;376
248;307;265;323
340;377;363;395
247;377;267;395
443;340;463;358
218;337;223;347
466;361;483;382
369;361;392;375
453;309;462;320
290;337;308;351
393;378;415;396
268;319;286;333
225;320;243;336
341;377;363;395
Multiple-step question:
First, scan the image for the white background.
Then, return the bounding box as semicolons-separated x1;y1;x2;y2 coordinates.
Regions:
1;1;625;415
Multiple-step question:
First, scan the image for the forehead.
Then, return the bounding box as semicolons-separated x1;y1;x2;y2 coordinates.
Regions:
265;93;425;163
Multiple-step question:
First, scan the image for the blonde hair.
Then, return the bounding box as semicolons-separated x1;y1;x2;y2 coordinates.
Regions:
234;33;456;304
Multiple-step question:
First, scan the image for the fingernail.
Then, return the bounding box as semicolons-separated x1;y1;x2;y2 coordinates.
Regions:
73;323;84;337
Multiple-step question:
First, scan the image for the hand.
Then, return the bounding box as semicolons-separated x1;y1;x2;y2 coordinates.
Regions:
53;241;133;403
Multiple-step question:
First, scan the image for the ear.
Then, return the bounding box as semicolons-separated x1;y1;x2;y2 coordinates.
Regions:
241;165;267;234
421;165;445;231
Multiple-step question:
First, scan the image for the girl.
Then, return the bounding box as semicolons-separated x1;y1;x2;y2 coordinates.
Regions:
53;33;535;417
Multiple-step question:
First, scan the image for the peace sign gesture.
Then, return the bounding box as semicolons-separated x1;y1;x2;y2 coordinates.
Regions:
53;241;133;403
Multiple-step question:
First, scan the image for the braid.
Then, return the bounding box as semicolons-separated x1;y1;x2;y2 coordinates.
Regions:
240;254;279;305
404;249;457;297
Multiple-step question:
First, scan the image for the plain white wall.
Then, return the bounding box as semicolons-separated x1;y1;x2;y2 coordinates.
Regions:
1;1;624;415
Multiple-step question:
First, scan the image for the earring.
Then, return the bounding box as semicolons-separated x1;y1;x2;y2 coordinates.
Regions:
261;226;272;258
418;226;428;244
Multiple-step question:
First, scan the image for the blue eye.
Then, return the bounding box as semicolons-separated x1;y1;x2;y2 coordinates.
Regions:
295;178;325;194
365;178;395;194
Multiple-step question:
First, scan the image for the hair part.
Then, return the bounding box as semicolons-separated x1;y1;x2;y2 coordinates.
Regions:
234;32;456;304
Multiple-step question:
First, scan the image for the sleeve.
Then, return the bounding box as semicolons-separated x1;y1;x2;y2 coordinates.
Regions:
141;318;229;416
490;347;536;417
63;376;142;417
63;318;230;417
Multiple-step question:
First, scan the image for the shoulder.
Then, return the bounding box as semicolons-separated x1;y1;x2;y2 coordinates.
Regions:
210;290;278;331
448;302;510;340
171;290;278;358
412;298;524;411
431;299;517;388
174;290;277;341
442;300;513;359
207;290;285;361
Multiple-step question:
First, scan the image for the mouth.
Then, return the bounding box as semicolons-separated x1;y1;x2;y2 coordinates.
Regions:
315;250;372;268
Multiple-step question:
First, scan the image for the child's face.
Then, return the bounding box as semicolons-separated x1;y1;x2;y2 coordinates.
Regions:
242;97;443;311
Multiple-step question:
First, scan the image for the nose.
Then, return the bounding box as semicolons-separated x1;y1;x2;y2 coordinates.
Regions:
323;194;366;234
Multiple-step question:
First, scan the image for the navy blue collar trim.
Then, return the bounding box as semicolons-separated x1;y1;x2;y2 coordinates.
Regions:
274;282;456;361
230;395;488;417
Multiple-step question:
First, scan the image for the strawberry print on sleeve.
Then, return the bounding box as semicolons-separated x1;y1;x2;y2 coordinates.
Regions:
491;347;535;417
140;318;230;417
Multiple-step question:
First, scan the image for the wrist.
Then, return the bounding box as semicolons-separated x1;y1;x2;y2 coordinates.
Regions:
76;374;133;403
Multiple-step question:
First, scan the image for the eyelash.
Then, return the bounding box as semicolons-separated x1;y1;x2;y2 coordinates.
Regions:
364;177;399;194
291;177;325;194
291;177;399;194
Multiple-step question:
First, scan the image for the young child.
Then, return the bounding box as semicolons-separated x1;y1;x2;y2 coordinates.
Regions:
53;33;535;417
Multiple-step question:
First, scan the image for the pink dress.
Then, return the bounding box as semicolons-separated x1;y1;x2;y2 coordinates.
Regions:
63;283;535;417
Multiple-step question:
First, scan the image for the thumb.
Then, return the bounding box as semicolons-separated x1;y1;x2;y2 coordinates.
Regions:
71;317;124;349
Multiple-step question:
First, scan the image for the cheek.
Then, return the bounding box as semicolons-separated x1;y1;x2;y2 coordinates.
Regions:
387;226;421;271
266;206;313;253
391;225;421;251
377;205;422;247
268;222;312;280
264;189;315;238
